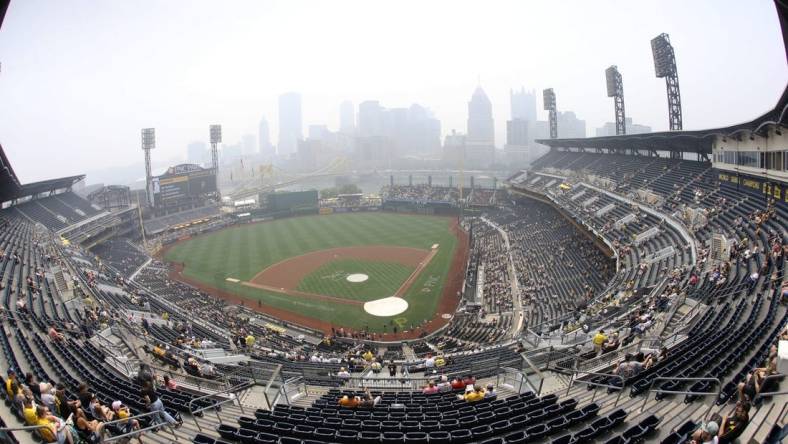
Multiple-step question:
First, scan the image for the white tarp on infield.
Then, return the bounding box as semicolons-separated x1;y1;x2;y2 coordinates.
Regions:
363;296;408;316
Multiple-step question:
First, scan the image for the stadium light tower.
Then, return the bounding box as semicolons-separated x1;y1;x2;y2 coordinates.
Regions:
651;33;682;132
543;88;557;139
605;66;626;135
141;128;155;207
209;124;222;199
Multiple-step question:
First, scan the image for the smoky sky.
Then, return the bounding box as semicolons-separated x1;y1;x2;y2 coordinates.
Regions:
0;0;785;183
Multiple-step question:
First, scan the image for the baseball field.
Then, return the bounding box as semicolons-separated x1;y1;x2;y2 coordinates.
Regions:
162;212;467;336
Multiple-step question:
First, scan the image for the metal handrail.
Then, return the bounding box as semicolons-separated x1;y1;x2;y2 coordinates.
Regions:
187;382;250;431
752;373;786;403
564;370;625;407
520;352;545;395
144;361;229;393
641;376;721;420
101;410;179;443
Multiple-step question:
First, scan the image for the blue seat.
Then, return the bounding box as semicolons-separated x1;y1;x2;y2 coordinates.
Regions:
450;428;473;444
427;430;451;444
381;431;404;444
358;431;381;444
403;431;427;443
192;433;215;444
336;429;358;444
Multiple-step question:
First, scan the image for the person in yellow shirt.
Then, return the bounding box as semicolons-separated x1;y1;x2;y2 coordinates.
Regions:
434;356;446;367
245;334;255;348
22;398;37;425
35;405;74;444
362;350;374;362
5;369;17;398
592;330;607;355
462;385;486;402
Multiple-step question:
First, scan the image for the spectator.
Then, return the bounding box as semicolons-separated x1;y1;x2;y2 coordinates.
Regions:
41;387;57;414
424;355;435;369
718;402;750;444
450;377;465;391
22;397;37;425
48;325;65;342
370;360;382;373
163;375;178;390
338;395;359;408
358;388;381;408
460;385;485;402
72;403;105;443
77;383;94;409
5;369;17;398
593;330;607;354
141;380;180;429
388;361;397;377
688;420;719;444
111;401;143;443
484;384;497;399
422;382;439;395
601;332;620;354
337;367;351;379
737;356;777;402
437;375;452;393
35;405;75;444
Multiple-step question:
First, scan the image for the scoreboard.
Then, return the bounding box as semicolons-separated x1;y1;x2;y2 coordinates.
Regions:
152;164;216;207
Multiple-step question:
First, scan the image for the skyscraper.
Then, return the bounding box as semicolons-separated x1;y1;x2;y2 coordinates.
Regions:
278;92;303;157
466;86;494;146
258;117;274;158
358;100;384;137
466;86;495;167
510;88;537;122
557;111;587;138
339;101;355;135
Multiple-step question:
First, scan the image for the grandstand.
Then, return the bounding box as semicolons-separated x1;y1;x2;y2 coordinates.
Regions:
0;2;787;444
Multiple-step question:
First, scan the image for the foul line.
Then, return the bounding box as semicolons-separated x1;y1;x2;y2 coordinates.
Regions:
393;248;439;298
239;281;364;306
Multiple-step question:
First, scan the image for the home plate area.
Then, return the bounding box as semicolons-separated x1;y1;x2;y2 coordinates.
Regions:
363;296;409;316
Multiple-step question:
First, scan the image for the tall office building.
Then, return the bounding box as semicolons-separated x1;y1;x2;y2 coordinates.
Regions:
187;141;208;166
557;111;587;138
258;117;274;158
467;86;495;146
511;88;537;122
358;100;384;137
466;86;495;167
339;101;355;135
278;92;303;157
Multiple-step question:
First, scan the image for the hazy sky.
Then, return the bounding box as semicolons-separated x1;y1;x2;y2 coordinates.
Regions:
1;0;786;183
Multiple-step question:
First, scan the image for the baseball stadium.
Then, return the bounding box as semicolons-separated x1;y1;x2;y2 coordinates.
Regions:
0;1;787;444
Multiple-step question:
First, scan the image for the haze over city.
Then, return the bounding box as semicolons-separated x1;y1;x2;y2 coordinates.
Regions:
0;0;786;183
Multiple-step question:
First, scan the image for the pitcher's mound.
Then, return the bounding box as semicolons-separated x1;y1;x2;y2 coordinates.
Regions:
364;296;408;317
346;273;369;283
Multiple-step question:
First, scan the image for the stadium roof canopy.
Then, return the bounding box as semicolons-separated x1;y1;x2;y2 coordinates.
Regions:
0;143;85;203
537;0;788;159
536;89;788;157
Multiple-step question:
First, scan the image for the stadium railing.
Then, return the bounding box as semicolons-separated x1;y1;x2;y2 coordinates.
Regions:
188;382;252;432
565;370;625;407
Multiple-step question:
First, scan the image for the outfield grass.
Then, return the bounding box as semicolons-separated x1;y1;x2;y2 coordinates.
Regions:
296;259;414;302
163;212;458;331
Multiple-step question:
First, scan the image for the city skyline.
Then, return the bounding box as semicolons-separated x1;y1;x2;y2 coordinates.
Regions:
0;0;785;181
